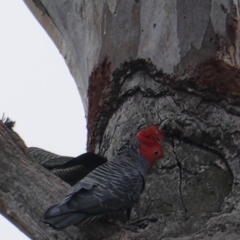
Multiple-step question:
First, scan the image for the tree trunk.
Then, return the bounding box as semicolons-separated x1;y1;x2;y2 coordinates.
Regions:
1;0;239;239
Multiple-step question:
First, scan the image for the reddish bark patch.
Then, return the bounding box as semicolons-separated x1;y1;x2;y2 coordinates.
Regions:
87;58;240;152
87;57;112;151
87;58;165;152
191;60;240;97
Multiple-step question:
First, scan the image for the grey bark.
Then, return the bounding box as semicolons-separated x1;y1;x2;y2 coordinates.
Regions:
0;121;84;239
1;0;239;239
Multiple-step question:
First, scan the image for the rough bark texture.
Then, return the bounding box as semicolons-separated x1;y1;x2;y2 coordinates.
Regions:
23;0;240;111
2;0;239;239
99;60;240;239
0;121;91;239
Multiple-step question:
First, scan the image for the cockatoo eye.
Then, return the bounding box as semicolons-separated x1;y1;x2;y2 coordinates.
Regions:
154;151;159;156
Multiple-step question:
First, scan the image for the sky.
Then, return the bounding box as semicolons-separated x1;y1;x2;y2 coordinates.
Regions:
0;1;87;239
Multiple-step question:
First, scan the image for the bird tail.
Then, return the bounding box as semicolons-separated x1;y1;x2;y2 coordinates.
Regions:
42;204;87;230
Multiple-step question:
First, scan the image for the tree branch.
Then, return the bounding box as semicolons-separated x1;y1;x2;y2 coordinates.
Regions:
0;120;85;239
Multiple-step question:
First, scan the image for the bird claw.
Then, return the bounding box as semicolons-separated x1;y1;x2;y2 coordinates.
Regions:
123;215;158;232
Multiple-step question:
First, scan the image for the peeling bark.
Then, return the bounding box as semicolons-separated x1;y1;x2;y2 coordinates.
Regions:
3;0;240;239
23;0;240;109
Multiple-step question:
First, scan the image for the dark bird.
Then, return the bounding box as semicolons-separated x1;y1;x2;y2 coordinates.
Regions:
28;147;107;186
42;126;164;230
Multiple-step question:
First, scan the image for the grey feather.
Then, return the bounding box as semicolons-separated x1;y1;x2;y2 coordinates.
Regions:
43;138;149;230
28;147;107;185
28;147;73;168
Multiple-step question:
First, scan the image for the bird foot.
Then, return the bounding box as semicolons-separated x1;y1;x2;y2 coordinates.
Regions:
123;215;158;232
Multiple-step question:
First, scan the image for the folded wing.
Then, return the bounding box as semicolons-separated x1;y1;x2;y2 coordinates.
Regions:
43;164;145;230
28;147;107;185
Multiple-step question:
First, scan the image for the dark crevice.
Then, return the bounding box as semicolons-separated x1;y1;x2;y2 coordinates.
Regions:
170;137;187;213
182;138;233;178
182;167;198;176
195;98;204;109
